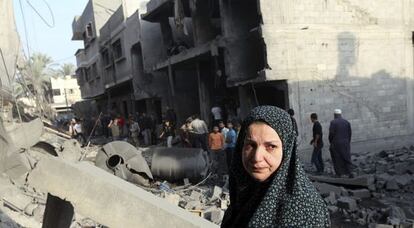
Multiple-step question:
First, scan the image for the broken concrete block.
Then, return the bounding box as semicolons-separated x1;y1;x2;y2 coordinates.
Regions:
309;175;375;187
185;201;201;210
340;187;349;196
350;189;371;199
184;178;190;185
327;205;339;213
324;192;337;205
337;197;358;212
374;224;393;228
204;209;224;224
395;174;413;187
164;193;181;206
211;186;222;200
220;200;228;210
386;179;400;191
6;118;43;149
24;203;38;216
190;190;202;201
313;182;342;196
2;191;33;212
60;139;82;161
27;156;218;228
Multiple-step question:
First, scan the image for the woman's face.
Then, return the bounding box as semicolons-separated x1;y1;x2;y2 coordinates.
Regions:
242;122;283;182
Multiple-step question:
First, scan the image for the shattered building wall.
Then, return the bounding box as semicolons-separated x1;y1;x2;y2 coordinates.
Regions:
235;0;414;153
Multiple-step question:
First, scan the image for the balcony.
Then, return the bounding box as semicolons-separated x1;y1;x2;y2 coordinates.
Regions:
75;49;87;67
150;38;222;71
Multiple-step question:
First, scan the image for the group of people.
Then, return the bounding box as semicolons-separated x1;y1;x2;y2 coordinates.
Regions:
289;108;353;178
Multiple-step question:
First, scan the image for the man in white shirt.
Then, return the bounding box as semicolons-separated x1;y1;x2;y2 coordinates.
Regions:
211;105;222;127
73;118;86;147
190;115;209;151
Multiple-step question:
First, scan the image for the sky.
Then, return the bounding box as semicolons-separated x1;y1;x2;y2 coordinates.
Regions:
14;0;89;66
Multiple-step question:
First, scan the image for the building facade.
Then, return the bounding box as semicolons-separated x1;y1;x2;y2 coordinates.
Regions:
141;0;414;153
50;75;82;114
73;0;414;153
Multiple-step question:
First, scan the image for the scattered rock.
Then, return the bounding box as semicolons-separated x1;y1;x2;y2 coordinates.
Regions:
350;189;371;199
337;197;358;212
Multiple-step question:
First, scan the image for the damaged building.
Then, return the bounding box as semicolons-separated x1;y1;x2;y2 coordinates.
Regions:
73;0;414;153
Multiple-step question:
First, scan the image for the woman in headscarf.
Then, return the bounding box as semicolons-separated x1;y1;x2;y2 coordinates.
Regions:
222;106;329;227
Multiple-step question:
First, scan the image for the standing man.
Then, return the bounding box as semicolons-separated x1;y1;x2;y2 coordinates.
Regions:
140;113;152;146
287;109;298;136
225;122;237;169
211;104;223;127
310;113;324;174
190;115;209;151
129;116;140;147
329;109;353;178
208;126;225;173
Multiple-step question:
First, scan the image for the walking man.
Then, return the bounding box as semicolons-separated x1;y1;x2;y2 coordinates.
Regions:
310;113;324;174
328;109;353;178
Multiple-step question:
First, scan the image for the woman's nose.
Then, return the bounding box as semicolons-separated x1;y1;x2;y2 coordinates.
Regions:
253;146;265;162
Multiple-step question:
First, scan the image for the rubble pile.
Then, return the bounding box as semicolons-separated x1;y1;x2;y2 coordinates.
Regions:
311;147;414;227
0;126;103;228
145;175;229;225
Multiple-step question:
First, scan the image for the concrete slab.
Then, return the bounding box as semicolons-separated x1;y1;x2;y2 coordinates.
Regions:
27;157;218;228
6;118;43;150
309;175;375;187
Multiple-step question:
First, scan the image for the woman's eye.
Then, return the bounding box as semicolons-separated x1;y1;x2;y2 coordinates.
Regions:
266;145;277;150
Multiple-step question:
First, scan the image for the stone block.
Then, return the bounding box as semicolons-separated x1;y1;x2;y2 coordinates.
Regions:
190;190;202;201
395;174;413;187
220;200;228;210
349;189;371;199
185;201;201;210
313;182;342;196
204;209;224;224
337;197;358;212
324;192;337;205
211;186;222;200
2;191;33;212
309;175;375;187
386;179;400;191
165;193;181;206
327;205;339;213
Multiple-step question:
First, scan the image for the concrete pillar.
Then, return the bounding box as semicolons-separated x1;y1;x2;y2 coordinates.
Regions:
190;0;216;45
160;17;174;55
197;62;212;125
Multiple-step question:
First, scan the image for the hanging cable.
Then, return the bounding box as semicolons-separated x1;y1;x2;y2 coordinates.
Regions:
25;0;55;28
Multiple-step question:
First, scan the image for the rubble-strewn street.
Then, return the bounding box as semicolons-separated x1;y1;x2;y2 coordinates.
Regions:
1;117;414;227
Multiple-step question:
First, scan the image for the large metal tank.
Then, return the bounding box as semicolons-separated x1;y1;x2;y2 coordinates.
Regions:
150;147;210;182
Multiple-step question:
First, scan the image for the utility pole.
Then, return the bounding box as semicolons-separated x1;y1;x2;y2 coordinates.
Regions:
64;88;69;113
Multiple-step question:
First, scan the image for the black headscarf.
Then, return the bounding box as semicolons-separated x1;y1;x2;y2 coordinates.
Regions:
221;106;329;227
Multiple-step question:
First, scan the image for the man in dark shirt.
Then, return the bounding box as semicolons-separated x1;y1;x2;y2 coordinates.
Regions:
310;113;324;174
287;109;298;136
329;109;353;177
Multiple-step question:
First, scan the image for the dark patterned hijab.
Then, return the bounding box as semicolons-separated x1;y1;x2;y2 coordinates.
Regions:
221;106;329;227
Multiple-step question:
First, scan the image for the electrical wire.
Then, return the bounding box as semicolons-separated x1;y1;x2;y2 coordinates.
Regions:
25;0;55;28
